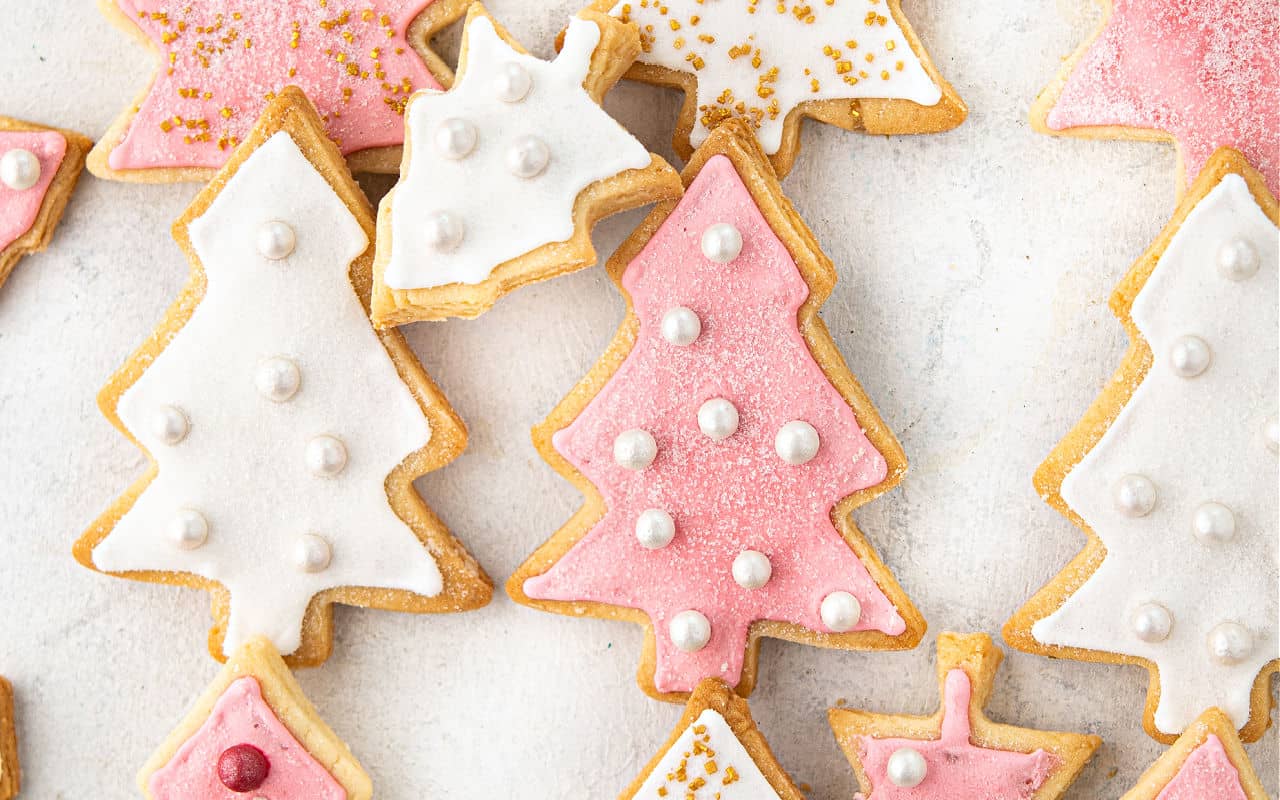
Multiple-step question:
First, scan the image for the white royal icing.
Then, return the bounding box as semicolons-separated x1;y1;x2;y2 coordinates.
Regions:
1033;174;1279;735
636;709;782;799
611;0;941;153
382;16;653;289
93;132;442;657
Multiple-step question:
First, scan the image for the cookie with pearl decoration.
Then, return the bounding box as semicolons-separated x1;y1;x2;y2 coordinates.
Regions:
0;116;91;290
0;676;17;800
830;633;1100;800
1005;149;1280;744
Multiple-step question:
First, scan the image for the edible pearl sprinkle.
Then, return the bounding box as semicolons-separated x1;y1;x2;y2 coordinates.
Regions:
1169;335;1212;378
820;591;861;632
635;509;676;550
613;429;657;471
700;223;743;263
506;135;550;178
669;610;711;652
1207;622;1253;665
775;420;820;465
423;210;464;251
886;747;927;788
697;398;739;441
1113;474;1156;517
434;118;477;159
0;148;40;191
1217;237;1260;281
494;62;532;102
256;220;296;261
306;435;348;477
1192;502;1236;544
661;306;701;346
731;550;772;589
293;534;333;573
167;509;209;550
152;405;190;445
1130;602;1172;643
1264;416;1279;453
255;357;301;403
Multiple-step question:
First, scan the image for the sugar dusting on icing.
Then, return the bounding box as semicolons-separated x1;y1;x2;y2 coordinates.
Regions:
853;670;1060;800
0;131;66;250
1046;0;1279;190
635;708;783;799
107;0;442;170
524;153;903;694
1154;735;1248;800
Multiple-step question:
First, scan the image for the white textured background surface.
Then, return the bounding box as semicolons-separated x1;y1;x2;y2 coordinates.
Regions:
0;1;1276;797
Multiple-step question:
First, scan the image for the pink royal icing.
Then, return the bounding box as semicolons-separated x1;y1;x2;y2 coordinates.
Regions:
523;153;903;694
1155;735;1248;800
149;676;346;799
107;0;444;170
0;132;66;251
854;670;1060;800
1045;0;1279;192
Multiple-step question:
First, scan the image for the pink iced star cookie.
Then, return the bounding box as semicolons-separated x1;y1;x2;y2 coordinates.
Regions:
1118;708;1268;800
89;0;467;182
1031;0;1279;196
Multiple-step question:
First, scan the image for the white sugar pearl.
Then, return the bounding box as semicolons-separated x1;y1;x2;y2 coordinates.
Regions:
506;135;549;178
1169;335;1211;378
661;306;701;346
494;62;532;102
775;420;820;465
434;118;477;159
701;223;743;263
424;210;464;251
732;550;771;590
293;533;332;573
613;429;657;471
669;610;711;652
256;220;296;261
1264;416;1279;453
635;509;676;549
255;357;300;403
167;509;209;550
1192;502;1236;544
698;398;739;441
1113;474;1156;517
1207;622;1254;665
886;747;927;788
152;405;190;445
1217;237;1260;281
820;591;861;632
1130;603;1172;643
0;148;40;191
306;435;348;477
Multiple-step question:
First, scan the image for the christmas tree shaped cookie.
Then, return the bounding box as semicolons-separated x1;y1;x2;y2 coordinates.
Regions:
77;87;491;667
371;4;682;324
0;116;91;289
1005;149;1279;743
88;0;467;182
509;119;922;701
829;633;1100;800
1119;708;1268;800
591;0;966;177
140;637;371;799
0;677;16;800
1031;0;1279;195
622;678;804;799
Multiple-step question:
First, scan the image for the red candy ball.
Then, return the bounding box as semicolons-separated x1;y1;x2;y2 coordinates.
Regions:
216;743;270;792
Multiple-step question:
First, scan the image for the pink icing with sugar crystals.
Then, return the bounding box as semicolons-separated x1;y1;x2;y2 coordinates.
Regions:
148;676;346;799
0;131;66;251
1155;735;1248;800
108;0;443;170
1046;0;1279;191
523;153;903;694
854;670;1060;800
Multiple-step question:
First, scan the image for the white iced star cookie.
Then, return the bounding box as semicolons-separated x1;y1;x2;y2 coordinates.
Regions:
1005;148;1279;744
592;0;966;177
76;88;492;668
371;4;682;324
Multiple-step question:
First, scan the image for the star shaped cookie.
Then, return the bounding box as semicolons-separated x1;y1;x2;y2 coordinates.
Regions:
0;677;16;800
1119;708;1268;800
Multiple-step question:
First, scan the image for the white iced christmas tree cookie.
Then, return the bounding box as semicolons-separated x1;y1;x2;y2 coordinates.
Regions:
78;88;491;667
372;4;681;324
1006;148;1279;744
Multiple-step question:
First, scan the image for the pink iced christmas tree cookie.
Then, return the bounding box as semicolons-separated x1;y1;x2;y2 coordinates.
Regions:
829;633;1100;800
140;637;370;800
508;119;923;702
1031;0;1279;196
1118;708;1268;800
88;0;467;182
0;117;91;290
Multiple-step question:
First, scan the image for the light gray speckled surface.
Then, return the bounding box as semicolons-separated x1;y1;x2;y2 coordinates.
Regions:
0;1;1276;798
